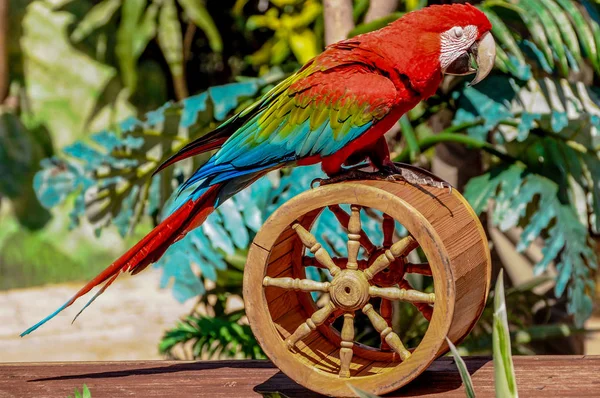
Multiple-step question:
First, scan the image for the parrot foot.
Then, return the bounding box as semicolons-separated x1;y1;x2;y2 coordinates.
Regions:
311;169;376;188
382;162;453;193
311;163;452;193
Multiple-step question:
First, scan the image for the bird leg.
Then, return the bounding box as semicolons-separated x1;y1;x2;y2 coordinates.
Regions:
312;137;452;191
370;137;452;191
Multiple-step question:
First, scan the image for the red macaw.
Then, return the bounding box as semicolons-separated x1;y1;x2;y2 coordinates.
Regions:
22;3;494;335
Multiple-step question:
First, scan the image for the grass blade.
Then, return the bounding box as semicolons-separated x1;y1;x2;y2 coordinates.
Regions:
446;337;476;398
493;270;519;398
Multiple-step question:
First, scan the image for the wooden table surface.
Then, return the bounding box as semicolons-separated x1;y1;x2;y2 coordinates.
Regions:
1;356;598;397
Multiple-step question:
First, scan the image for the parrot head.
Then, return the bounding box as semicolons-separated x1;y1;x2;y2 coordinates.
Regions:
388;3;496;87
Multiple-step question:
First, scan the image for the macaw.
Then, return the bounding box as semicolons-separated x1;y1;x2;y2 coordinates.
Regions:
22;3;495;336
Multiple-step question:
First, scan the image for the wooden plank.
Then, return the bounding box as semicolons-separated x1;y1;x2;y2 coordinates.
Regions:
1;356;599;397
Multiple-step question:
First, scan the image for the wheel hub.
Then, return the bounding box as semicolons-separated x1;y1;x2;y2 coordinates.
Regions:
329;270;370;311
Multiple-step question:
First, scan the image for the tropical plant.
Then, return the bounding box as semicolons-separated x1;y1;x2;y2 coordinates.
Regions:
24;0;600;359
243;0;323;72
68;384;91;398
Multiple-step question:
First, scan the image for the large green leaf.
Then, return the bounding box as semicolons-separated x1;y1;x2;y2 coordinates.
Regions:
465;164;597;325
21;1;119;146
33;75;282;236
482;0;600;78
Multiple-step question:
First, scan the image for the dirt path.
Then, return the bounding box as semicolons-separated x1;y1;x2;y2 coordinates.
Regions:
1;270;195;362
3;271;600;362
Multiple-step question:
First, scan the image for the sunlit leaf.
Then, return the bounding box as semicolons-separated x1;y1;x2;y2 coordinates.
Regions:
493;270;518;398
465;164;598;325
179;0;223;52
446;338;476;398
158;0;185;88
71;0;122;43
289;29;318;64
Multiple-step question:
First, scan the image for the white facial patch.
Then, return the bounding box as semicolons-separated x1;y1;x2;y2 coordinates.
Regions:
439;25;478;71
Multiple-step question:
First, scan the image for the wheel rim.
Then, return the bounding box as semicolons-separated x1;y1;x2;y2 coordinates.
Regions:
244;182;457;396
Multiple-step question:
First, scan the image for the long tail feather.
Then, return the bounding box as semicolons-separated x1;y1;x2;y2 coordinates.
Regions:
71;272;120;324
20;184;222;336
153;135;228;176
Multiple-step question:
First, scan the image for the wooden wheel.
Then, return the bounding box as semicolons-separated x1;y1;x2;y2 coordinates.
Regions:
243;180;491;397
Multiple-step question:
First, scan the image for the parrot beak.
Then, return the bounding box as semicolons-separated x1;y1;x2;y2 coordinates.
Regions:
469;32;496;86
443;32;496;86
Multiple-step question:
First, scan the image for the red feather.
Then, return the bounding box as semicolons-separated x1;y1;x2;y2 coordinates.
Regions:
20;184;222;336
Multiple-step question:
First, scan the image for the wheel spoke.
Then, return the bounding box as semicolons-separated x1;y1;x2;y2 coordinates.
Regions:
399;279;433;321
302;256;367;269
364;236;418;280
347;206;361;270
369;286;435;304
292;223;341;276
286;301;337;349
362;304;411;360
379;299;393;351
382;214;395;247
285;302;337;349
263;276;331;293
328;205;376;255
405;262;432;276
339;313;355;378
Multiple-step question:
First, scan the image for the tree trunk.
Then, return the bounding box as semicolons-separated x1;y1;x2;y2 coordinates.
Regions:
323;0;354;45
365;0;398;22
0;0;9;103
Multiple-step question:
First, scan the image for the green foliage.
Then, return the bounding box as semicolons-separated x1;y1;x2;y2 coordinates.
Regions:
245;0;322;70
68;384;91;398
12;0;600;361
71;0;222;93
493;270;519;398
20;1;124;146
160;311;264;359
446;338;476;398
480;0;600;78
33;76;280;236
0;107;53;230
465;164;596;325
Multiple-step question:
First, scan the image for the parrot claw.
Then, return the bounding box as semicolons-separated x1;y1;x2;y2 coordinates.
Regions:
311;178;324;188
380;162;453;193
388;171;452;193
313;169;377;187
312;163;452;194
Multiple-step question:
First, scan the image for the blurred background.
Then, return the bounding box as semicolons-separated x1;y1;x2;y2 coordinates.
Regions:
1;0;600;362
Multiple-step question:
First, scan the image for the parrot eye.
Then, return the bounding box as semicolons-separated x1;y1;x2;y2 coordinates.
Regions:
439;24;479;73
452;27;464;39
